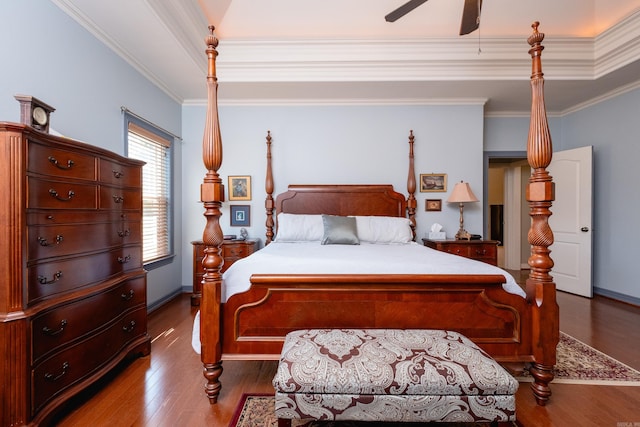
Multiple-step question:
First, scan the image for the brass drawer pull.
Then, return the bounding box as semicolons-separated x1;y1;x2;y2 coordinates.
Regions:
112;170;124;179
49;189;75;201
112;195;124;203
42;319;68;336
38;271;63;285
122;320;136;333
48;156;74;170
118;255;131;264
44;361;69;382
118;229;130;237
38;234;64;246
121;289;135;301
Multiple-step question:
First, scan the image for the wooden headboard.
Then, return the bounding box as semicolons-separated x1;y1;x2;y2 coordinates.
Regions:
276;185;408;217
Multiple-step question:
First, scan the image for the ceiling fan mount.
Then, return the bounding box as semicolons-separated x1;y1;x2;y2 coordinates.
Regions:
385;0;483;36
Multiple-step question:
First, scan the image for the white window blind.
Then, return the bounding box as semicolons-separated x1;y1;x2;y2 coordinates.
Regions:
127;122;172;264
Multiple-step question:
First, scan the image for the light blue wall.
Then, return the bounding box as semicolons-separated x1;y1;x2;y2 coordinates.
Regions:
181;103;486;288
1;0;184;308
484;116;563;152
560;89;640;301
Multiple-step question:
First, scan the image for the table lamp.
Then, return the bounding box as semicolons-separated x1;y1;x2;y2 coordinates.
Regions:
447;181;479;240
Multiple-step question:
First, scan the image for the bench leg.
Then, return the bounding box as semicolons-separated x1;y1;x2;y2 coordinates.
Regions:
277;418;292;427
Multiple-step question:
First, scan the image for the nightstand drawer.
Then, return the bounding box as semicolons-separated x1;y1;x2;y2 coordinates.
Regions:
422;238;498;266
439;244;471;257
469;244;497;262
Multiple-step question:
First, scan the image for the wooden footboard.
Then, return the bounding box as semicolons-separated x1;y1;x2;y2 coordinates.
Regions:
221;274;533;364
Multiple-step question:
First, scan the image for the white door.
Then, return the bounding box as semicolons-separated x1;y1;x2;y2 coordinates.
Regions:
547;146;593;297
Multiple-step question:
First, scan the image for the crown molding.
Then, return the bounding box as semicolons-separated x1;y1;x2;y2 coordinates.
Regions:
595;9;640;76
54;0;640;114
215;37;595;82
182;97;489;107
559;77;640;116
52;0;184;103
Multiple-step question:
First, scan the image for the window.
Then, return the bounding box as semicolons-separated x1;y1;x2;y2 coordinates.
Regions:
125;114;174;268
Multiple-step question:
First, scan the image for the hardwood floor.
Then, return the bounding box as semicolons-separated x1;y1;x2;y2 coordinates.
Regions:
53;284;640;427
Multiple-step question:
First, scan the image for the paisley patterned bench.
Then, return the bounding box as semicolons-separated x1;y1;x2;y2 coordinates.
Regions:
273;329;518;426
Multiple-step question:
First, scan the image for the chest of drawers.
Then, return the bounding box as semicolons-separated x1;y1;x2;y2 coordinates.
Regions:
422;238;499;266
191;239;259;305
0;123;150;426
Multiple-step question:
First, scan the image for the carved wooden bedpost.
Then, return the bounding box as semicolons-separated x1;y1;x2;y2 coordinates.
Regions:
525;22;560;406
200;25;225;404
265;131;275;244
406;130;417;240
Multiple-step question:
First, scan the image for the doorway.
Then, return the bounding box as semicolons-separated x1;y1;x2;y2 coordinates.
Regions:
484;152;528;269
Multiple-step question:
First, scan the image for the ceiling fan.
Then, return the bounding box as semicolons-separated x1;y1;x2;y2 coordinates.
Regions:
385;0;483;36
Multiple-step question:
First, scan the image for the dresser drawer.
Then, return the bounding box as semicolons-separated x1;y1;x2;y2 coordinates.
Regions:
31;277;146;363
28;141;97;181
31;306;147;415
99;185;142;210
28;223;111;261
28;177;98;209
108;221;142;245
27;247;143;305
27;210;142;226
99;158;142;187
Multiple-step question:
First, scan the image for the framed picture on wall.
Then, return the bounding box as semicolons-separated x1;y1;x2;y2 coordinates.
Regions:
426;199;442;211
420;173;447;192
230;205;250;227
228;175;251;201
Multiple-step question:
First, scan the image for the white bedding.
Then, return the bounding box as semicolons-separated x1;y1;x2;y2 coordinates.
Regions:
222;241;526;301
191;241;526;353
191;241;525;354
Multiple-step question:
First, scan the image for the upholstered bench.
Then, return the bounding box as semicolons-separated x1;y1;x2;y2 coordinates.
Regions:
273;329;517;426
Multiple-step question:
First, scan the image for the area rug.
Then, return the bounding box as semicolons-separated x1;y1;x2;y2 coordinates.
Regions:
517;331;640;385
229;394;517;427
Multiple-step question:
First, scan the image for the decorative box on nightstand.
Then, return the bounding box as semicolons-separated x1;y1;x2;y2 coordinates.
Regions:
190;239;259;306
422;238;499;266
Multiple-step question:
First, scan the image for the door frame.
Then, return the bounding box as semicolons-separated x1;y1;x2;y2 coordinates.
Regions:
484;151;527;268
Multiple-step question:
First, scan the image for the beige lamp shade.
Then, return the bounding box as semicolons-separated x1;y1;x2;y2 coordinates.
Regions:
447;181;479;203
447;181;478;239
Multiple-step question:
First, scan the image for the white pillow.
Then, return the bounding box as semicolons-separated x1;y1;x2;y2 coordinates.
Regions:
355;216;413;244
274;213;324;242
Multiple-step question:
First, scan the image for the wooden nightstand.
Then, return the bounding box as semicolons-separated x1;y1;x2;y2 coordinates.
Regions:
422;238;499;266
191;239;259;306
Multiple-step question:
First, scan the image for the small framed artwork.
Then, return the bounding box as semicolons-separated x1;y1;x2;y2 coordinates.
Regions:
426;199;442;211
420;173;447;192
228;176;251;201
230;205;250;227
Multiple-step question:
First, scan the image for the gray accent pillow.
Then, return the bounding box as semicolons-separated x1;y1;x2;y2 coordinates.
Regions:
321;215;360;245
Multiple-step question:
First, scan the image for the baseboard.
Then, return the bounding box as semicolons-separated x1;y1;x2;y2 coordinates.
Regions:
594;287;640;307
147;288;184;313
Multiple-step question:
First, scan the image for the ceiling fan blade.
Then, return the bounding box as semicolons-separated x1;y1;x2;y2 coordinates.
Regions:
459;0;483;35
385;0;429;22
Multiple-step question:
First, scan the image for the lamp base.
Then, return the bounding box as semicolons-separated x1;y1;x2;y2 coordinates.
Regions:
455;229;472;240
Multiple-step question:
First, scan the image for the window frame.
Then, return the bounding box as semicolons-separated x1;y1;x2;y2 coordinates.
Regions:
124;112;175;270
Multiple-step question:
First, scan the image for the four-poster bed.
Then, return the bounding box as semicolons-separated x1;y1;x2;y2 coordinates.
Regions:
197;23;558;406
